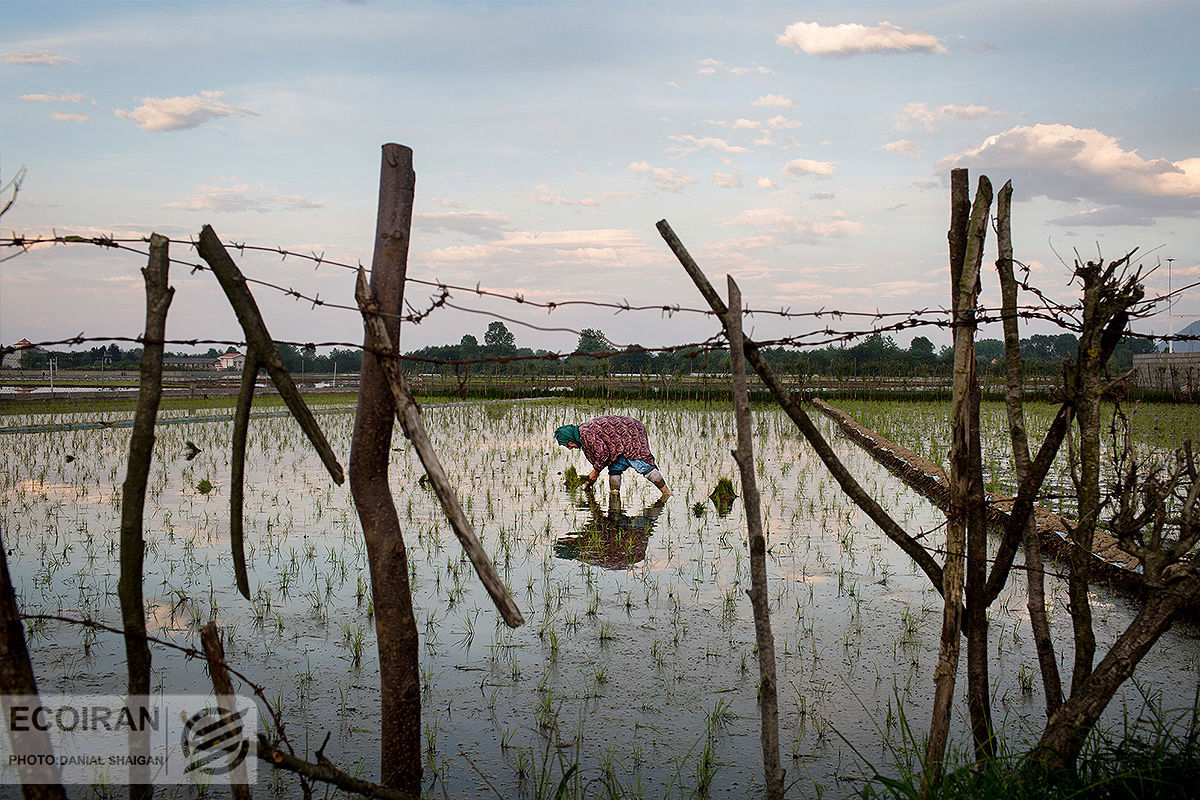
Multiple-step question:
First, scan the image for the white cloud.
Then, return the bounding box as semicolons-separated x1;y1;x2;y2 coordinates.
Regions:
757;176;779;190
1047;207;1155;227
775;277;938;301
939;123;1200;215
714;170;744;189
163;182;323;213
721;207;864;244
666;135;749;156
897;101;1000;130
628;161;698;192
529;184;601;207
20;92;85;103
3;50;75;66
782;158;835;176
731;65;774;76
732;118;762;130
777;21;945;57
420;228;660;280
414;209;512;238
883;139;921;158
767;115;802;130
497;229;641;248
50;112;89;124
698;58;772;76
753;94;797;109
115;90;258;132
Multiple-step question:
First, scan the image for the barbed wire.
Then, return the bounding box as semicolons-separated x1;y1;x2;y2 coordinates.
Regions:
2;234;1197;370
12;232;1190;331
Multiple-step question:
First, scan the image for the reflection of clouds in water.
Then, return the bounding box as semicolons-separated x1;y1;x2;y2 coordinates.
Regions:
13;480;114;504
554;492;666;570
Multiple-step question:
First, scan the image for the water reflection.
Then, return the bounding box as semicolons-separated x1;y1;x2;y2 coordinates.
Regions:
554;491;666;569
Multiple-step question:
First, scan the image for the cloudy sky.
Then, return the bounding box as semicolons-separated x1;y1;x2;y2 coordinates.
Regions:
2;0;1198;357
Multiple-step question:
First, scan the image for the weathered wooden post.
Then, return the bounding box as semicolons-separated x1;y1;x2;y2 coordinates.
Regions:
119;234;172;799
725;276;784;799
0;547;66;799
994;181;1064;718
348;143;422;793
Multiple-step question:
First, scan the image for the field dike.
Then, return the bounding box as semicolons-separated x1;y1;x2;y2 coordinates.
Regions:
812;398;1143;591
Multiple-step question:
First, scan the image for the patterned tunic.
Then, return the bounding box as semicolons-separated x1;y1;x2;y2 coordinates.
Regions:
578;415;657;471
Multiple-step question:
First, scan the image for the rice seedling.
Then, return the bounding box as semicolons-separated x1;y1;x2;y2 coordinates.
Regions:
3;398;1196;799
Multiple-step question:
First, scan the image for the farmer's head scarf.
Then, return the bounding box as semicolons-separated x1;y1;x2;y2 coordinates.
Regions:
554;424;581;447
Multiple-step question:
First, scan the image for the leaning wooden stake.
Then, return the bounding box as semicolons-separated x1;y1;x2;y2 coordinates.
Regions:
726;276;784;799
118;233;172;799
657;219;946;592
0;547;66;799
196;225;345;599
197;225;344;485
356;268;524;628
200;623;252;800
229;352;262;598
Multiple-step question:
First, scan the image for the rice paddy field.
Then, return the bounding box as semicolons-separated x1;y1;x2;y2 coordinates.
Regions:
1;398;1198;798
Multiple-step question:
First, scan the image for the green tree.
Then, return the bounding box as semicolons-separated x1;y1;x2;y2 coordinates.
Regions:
459;334;479;361
576;328;608;354
484;321;516;354
569;328;609;375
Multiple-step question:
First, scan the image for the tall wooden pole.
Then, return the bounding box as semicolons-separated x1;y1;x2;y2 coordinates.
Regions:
119;234;172;799
348;144;422;794
726;276;784;799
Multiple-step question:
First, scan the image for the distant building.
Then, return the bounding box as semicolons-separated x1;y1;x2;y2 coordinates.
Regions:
1;338;34;369
1134;352;1200;394
217;350;246;371
1134;319;1200;393
164;356;217;370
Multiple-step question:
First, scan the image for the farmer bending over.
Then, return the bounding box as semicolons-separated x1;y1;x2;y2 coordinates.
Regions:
554;415;671;497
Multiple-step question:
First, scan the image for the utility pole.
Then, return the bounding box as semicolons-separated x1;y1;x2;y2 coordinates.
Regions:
1167;258;1174;354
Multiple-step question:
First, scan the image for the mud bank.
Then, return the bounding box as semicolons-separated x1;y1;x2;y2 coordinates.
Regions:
812;398;1142;591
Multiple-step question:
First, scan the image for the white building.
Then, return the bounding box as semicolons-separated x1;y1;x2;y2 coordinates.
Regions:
2;338;33;369
216;350;247;371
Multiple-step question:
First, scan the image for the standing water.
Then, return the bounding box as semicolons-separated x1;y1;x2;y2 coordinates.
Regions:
2;401;1197;797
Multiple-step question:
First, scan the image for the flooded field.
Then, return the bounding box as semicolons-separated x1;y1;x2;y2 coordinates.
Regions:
2;400;1198;798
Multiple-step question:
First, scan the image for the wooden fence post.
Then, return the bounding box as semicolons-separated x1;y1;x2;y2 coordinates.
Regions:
994;180;1063;717
119;233;172;798
726;276;784;799
200;623;252;800
0;547;66;799
196;226;346;601
348;143;422;794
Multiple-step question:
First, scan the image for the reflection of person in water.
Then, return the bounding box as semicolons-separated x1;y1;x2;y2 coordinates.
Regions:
554;491;667;570
554;415;671;497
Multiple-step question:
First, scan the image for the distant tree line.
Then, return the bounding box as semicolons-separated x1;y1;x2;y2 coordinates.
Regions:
11;321;1156;378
